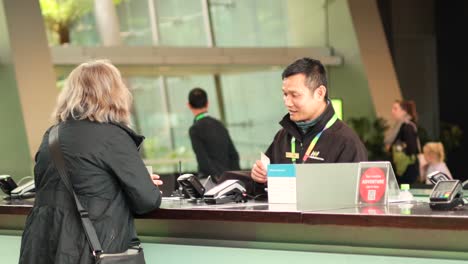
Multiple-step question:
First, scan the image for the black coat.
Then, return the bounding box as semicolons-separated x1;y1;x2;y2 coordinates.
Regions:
390;122;420;184
189;114;240;178
19;120;161;264
265;104;368;164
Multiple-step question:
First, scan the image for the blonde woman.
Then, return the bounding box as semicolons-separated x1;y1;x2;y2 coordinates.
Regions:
422;142;453;184
19;60;162;264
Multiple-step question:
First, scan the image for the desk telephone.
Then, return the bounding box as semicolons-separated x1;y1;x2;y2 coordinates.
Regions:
0;175;35;199
203;179;247;204
176;174;247;204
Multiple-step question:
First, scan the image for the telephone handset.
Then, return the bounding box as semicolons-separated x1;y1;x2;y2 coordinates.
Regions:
0;175;18;195
429;180;464;210
177;174;205;200
0;175;35;199
10;180;35;199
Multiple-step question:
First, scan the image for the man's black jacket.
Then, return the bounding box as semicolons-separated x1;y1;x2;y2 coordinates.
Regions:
265;104;368;164
189;114;240;178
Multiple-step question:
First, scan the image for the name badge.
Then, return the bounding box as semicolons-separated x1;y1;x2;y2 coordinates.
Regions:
285;152;299;159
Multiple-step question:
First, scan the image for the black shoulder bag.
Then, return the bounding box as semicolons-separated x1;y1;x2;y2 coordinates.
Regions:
48;125;146;264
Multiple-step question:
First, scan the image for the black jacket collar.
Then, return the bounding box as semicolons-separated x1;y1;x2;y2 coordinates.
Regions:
279;102;336;142
64;118;145;148
112;122;145;148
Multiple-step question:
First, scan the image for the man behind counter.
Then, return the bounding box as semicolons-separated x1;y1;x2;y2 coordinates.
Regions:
251;57;368;183
188;88;240;180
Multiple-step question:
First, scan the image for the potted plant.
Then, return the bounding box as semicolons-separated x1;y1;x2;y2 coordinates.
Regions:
347;117;390;161
39;0;94;45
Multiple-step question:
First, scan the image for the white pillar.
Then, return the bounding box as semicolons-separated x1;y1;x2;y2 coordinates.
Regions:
94;0;122;46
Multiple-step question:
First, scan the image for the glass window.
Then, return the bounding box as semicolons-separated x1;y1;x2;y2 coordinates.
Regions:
128;75;218;173
117;0;153;45
70;13;100;46
210;0;288;47
128;77;174;172
209;0;327;47
220;70;285;168
155;0;208;46
43;0;328;47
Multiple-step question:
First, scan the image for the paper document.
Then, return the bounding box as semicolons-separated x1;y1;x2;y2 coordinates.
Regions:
267;164;297;204
260;152;270;169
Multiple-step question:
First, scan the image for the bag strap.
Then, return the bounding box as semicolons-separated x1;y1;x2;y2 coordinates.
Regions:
48;125;104;257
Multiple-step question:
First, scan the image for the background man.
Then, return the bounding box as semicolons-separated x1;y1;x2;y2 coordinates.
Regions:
188;88;240;180
251;58;368;183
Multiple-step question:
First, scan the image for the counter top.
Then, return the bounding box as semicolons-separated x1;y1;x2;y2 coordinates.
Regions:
2;196;468;230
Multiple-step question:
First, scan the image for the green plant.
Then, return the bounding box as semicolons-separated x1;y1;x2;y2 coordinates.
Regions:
347;117;390;161
40;0;94;44
40;0;122;45
439;122;463;154
348;117;463;162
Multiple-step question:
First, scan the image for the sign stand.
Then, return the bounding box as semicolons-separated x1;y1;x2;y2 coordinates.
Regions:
356;161;400;205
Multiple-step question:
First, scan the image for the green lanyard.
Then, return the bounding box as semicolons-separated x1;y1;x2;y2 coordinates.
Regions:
290;113;338;163
195;112;208;121
291;137;297;162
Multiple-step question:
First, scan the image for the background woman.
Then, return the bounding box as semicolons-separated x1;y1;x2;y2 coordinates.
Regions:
19;60;162;264
385;100;421;184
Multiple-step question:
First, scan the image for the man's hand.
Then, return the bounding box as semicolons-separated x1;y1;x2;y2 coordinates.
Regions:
251;160;267;183
150;174;164;186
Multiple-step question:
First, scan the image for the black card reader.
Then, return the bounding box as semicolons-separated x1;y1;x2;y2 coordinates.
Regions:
429;180;464;210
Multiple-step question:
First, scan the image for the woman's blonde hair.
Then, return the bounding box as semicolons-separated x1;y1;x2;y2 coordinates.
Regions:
53;60;132;125
423;142;446;162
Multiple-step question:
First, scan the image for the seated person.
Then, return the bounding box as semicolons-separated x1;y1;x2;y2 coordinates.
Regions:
421;142;453;184
251;57;368;184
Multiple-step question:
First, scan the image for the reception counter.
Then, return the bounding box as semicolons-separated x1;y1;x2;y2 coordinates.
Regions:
1;197;468;263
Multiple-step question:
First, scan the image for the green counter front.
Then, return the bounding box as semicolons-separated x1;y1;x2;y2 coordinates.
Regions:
1;197;468;263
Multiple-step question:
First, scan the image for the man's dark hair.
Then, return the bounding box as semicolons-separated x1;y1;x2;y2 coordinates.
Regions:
282;57;328;99
188;87;208;109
